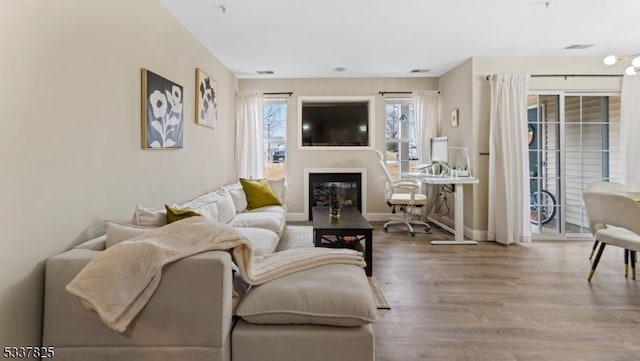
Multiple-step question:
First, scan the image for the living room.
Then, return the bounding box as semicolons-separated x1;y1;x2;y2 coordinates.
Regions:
3;0;640;359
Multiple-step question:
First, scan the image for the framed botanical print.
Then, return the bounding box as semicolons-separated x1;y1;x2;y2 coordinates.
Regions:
195;68;218;128
141;69;184;149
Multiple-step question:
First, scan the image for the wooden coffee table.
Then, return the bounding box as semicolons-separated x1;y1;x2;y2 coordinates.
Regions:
312;206;373;276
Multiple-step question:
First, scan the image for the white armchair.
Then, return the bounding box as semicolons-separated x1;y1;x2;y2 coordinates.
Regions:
374;150;430;236
585;181;632;261
583;190;640;282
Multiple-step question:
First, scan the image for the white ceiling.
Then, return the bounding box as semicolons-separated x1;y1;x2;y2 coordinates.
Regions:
158;0;640;78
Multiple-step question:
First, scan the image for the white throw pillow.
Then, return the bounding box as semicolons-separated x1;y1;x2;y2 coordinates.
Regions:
133;205;167;227
212;188;236;224
236;264;377;327
224;183;248;213
179;198;219;222
105;221;156;248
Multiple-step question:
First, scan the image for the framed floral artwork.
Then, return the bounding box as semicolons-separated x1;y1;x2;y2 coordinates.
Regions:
195;68;218;128
141;69;184;149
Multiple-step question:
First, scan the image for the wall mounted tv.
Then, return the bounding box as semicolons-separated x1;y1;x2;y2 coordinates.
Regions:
298;96;374;148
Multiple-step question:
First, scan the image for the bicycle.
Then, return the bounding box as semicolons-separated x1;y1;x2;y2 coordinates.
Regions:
530;189;557;225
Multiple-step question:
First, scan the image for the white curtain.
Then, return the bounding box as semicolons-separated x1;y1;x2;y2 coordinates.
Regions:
235;91;264;179
487;73;531;245
621;75;640;189
413;90;440;162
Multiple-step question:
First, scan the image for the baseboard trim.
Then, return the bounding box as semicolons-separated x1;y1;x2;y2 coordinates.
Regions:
286;213;306;222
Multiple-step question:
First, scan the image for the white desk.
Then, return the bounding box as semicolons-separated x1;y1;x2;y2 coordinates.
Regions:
402;173;479;245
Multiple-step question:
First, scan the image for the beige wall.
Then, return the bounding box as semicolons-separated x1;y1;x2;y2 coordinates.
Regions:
0;0;237;344
239;78;438;217
437;60;477;231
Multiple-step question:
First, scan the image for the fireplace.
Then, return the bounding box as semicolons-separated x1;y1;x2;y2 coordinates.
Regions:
307;172;362;220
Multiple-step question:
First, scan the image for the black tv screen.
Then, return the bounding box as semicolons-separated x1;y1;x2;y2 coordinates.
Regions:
301;102;369;146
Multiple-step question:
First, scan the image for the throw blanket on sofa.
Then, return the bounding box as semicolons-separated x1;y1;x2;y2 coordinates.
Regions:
66;216;365;333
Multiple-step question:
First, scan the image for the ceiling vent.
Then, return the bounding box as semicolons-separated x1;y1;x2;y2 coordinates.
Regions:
564;44;595;50
256;70;274;75
410;69;431;73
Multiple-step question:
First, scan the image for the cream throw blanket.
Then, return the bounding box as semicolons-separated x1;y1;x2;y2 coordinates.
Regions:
66;217;365;333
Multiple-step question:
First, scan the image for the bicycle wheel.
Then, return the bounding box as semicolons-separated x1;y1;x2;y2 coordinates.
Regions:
530;190;557;225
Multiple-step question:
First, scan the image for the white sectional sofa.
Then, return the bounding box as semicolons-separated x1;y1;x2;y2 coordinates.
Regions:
43;179;376;361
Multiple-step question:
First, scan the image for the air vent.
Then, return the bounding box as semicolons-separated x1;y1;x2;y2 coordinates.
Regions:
410;69;431;73
564;44;594;50
256;70;274;75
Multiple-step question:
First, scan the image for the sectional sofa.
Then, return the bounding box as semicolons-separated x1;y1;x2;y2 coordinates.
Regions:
42;179;376;361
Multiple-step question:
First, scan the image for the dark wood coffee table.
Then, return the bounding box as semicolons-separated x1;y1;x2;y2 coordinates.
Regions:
312;206;373;276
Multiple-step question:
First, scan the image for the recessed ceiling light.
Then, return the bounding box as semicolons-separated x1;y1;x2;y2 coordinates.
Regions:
256;70;274;75
333;66;347;72
410;69;431;73
565;44;595;50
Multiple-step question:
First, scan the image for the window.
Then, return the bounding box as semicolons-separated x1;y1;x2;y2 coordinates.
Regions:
385;98;416;180
263;99;287;180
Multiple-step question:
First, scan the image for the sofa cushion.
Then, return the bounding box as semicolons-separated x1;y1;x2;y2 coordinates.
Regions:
228;211;285;236
105;221;156;248
200;188;236;224
177;198;219;222
240;178;282;210
74;235;107;251
223;182;248;213
236;264;377;327
267;178;286;204
245;205;286;216
133;205;167;227
235;227;280;256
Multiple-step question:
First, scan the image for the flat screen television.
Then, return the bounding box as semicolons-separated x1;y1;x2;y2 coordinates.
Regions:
300;101;369;147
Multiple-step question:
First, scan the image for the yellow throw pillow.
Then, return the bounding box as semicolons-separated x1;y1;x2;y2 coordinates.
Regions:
165;205;202;223
239;178;282;210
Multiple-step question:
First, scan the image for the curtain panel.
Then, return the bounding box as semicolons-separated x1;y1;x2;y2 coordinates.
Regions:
235;91;264;179
487;73;531;245
621;76;640;189
412;90;440;163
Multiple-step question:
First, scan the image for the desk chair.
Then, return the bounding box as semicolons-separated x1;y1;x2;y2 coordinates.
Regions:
374;150;430;236
583;191;640;282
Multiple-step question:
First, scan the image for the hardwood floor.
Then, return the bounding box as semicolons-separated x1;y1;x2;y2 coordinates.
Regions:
368;222;640;361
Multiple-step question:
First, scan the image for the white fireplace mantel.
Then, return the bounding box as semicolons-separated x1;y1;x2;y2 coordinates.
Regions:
304;168;367;221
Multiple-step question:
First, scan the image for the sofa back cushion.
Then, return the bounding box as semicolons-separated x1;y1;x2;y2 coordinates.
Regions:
267;178;286;205
178;197;219;222
105;221;156;248
223;182;248;213
193;188;236;224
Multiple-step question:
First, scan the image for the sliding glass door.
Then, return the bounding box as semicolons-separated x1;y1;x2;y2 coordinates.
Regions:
527;92;621;237
528;94;561;235
564;94;621;235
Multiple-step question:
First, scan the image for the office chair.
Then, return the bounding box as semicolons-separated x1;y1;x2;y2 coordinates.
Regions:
374;150;430;236
583;191;640;281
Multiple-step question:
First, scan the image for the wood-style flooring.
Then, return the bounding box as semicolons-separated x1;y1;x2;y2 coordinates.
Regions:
368;222;640;361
